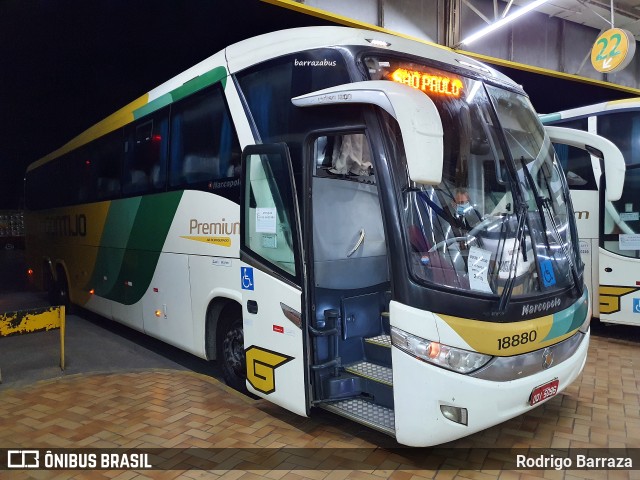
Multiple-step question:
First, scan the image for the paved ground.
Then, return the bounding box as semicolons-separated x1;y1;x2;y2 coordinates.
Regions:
1;332;640;479
2;249;640;479
0;250;221;388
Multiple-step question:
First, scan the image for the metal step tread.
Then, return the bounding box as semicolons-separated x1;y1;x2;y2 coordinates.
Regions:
345;361;393;386
319;398;395;436
365;334;391;348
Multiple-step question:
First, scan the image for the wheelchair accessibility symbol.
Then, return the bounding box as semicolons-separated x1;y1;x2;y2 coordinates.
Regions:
539;259;556;288
634;298;640;314
241;267;254;290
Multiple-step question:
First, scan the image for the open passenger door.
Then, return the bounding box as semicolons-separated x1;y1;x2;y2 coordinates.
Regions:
239;143;309;416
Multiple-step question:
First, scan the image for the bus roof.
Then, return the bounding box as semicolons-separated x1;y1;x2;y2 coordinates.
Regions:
540;97;640;123
27;26;519;173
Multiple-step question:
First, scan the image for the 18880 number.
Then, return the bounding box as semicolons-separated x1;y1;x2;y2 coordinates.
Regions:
497;330;537;350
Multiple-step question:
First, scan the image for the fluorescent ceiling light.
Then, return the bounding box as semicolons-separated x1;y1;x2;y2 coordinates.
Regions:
458;0;550;47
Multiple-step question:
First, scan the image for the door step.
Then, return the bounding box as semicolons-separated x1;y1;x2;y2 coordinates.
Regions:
363;334;391;365
319;398;395;436
365;334;391;348
344;361;393;386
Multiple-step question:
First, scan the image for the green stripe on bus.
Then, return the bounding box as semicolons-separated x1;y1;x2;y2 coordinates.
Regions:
539;113;562;124
133;93;173;120
132;66;227;120
109;191;183;305
89;198;142;297
171;66;227;102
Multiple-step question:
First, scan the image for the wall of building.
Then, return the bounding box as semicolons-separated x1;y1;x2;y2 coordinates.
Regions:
302;0;640;90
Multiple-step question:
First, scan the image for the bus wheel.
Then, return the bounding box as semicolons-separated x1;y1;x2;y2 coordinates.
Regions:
218;314;248;393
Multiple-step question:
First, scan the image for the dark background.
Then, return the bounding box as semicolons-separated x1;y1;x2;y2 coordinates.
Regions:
0;0;631;209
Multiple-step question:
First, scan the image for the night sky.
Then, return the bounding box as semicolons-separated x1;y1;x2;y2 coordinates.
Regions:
0;0;331;209
0;0;631;209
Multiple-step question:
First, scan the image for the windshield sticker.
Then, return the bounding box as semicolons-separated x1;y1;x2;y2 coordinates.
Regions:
619;212;639;222
468;246;493;293
619;233;640;250
539;259;556;287
256;208;277;233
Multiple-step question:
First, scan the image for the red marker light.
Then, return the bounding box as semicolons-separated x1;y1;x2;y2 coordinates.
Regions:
27;268;34;276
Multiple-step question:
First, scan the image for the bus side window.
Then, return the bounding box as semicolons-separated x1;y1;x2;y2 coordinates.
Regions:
243;149;298;279
553;143;597;190
123;110;169;195
92;130;124;201
549;117;597;191
169;85;241;190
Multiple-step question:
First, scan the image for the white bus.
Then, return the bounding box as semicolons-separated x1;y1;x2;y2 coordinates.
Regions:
542;99;638;326
24;27;621;446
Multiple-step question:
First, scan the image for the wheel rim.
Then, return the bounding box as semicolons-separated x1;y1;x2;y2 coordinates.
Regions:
222;324;246;378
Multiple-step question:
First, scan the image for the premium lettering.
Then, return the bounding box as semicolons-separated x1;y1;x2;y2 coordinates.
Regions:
189;218;239;236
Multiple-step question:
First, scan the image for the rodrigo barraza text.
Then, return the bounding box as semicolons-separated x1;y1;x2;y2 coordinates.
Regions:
516;454;632;470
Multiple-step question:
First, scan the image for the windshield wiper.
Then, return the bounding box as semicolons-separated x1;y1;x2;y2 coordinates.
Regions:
541;197;584;296
518;158;582;295
519;157;550;250
494;202;528;315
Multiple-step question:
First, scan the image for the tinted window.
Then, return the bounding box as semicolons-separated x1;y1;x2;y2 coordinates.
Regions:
26;130;123;209
598;111;640;167
237;49;350;144
169;86;241;189
92;131;124;200
550;118;597;190
598;112;640;257
124;110;169;195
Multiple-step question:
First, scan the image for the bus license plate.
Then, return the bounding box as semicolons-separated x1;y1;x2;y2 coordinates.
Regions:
529;379;559;406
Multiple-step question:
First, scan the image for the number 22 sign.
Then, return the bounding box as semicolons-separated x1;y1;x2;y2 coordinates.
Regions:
591;28;636;73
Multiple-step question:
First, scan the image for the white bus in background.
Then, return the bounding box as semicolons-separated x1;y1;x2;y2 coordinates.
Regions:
542;99;638;326
24;26;622;446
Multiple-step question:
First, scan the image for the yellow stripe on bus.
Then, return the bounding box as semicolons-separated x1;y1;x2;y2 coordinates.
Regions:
28;94;150;171
438;313;576;356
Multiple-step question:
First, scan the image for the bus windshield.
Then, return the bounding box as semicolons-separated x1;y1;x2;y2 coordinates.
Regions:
367;56;580;300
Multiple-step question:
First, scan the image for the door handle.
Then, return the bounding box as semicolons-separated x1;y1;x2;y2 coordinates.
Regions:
247;300;258;314
347;228;365;257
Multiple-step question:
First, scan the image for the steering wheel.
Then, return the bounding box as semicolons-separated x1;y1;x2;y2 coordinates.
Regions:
428;235;478;252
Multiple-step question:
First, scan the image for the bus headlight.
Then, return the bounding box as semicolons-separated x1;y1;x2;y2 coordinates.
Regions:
390;326;492;374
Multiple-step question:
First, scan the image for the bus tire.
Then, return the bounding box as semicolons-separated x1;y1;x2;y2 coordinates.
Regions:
217;310;248;394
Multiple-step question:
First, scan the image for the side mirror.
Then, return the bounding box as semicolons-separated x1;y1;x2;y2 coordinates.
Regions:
292;81;444;185
545;126;625;201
